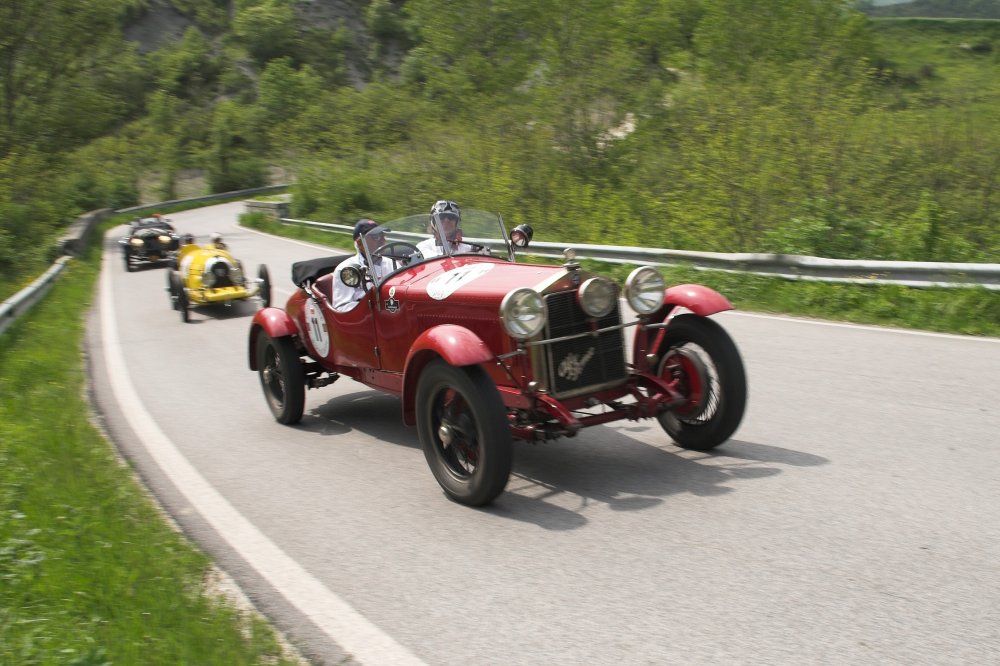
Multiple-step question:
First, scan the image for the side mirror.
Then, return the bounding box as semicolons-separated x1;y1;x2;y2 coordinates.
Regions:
510;223;534;248
340;265;363;288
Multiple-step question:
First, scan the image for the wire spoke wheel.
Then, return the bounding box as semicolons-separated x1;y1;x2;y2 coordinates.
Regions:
256;333;305;425
656;314;747;451
417;359;512;506
432;388;482;478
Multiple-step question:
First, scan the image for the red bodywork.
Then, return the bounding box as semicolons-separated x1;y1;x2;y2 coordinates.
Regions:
249;255;733;441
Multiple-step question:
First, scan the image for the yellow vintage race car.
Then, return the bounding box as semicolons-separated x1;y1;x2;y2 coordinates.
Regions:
166;239;271;322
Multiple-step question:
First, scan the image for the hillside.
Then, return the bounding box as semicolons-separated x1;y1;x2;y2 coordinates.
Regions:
3;0;1000;296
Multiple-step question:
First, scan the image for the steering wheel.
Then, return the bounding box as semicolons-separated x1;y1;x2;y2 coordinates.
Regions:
372;241;423;267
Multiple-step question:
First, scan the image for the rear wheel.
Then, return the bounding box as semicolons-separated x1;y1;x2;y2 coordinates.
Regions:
256;332;305;424
656;314;747;451
166;270;177;305
177;288;189;322
257;264;272;308
416;359;512;506
167;270;185;317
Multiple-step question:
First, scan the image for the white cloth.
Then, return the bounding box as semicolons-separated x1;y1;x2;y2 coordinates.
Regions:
330;251;387;312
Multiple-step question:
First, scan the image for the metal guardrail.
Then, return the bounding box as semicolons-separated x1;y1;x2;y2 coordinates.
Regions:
6;191;998;339
0;257;73;337
1;185;290;338
276;217;1000;290
115;184;289;216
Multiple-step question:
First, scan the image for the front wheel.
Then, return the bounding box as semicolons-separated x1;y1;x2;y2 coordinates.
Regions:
656;314;747;451
416;359;512;506
256;332;305;424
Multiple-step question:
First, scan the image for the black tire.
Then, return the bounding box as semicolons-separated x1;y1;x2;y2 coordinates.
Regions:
257;264;272;308
177;284;190;323
124;251;134;272
416;359;512;506
167;270;181;308
256;332;305;425
655;314;747;451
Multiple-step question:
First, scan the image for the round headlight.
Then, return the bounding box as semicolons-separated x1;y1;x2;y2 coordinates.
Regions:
158;235;171;244
624;266;665;315
340;266;361;288
130;237;144;246
578;277;618;318
500;288;547;339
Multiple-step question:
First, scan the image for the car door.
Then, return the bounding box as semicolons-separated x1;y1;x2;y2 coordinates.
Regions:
324;289;381;370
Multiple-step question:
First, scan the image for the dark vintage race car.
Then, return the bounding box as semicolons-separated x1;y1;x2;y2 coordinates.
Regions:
119;214;181;271
167;237;271;322
248;208;747;506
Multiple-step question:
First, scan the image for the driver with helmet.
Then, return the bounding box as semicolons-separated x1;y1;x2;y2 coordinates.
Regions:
416;200;490;258
207;232;228;250
331;219;388;312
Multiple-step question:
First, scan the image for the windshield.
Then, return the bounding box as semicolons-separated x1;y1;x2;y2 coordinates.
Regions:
358;209;515;283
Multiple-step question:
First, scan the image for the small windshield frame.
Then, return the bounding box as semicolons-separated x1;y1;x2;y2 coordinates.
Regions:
358;209;516;286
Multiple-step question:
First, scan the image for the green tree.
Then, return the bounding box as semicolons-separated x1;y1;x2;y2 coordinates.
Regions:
694;0;871;81
207;101;266;193
151;27;217;99
0;0;137;156
234;0;298;65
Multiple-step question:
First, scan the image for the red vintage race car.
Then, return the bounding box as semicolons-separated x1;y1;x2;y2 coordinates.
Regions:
248;208;747;506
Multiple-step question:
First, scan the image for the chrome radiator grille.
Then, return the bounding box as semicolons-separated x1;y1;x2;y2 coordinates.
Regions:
542;290;627;397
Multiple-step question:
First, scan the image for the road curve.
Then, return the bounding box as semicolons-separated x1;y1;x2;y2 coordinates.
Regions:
87;202;1000;665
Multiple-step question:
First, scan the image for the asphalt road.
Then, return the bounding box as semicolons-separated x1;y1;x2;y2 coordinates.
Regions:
87;202;1000;665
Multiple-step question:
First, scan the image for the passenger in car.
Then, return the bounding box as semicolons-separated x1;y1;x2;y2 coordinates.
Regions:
331;219;388;312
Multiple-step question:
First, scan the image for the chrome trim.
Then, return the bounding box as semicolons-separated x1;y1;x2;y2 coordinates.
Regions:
523;321;633;347
530;267;577;295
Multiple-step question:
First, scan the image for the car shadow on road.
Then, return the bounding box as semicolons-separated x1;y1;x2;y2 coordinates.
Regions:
123;263;172;273
477;431;829;530
187;301;263;321
303;392;829;531
306;391;421;448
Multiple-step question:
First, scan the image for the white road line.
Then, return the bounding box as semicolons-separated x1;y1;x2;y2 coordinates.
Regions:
99;246;426;666
242;225;353;253
724;310;1000;343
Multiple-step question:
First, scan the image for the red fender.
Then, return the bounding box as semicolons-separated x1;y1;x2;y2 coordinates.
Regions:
401;325;495;426
248;307;300;370
632;284;734;370
664;284;733;316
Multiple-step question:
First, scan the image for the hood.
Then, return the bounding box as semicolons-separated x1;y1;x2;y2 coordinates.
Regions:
388;257;567;307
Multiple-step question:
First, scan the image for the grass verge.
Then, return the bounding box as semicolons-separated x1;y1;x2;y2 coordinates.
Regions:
241;212;1000;337
0;229;301;665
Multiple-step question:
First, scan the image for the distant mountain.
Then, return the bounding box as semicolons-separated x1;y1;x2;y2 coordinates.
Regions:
862;0;1000;18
